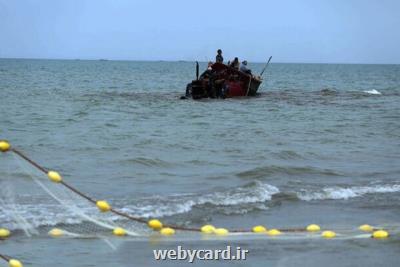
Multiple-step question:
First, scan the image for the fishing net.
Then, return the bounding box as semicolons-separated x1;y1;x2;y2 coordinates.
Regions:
0;150;148;239
0;143;396;243
1;141;398;266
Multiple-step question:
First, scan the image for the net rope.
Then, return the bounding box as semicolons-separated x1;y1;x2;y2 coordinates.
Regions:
1;143;395;242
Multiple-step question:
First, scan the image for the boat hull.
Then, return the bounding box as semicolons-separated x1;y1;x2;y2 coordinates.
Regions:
185;63;262;99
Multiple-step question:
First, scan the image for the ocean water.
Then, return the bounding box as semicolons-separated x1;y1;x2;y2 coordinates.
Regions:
0;59;400;266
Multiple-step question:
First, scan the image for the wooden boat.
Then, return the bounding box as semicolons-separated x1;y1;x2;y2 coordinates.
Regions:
184;62;264;99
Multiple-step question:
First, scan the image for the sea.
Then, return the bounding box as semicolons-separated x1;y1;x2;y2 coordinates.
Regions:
0;58;399;267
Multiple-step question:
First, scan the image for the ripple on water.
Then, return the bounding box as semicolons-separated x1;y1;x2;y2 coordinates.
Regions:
236;165;342;179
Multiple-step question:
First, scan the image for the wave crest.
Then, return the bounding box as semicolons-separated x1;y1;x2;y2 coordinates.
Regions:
297;184;400;201
237;165;340;179
363;89;382;95
125;181;280;218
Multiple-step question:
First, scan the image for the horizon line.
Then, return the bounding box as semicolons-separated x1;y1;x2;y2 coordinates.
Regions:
0;57;399;65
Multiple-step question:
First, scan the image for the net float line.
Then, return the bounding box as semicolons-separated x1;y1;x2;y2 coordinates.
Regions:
2;141;215;232
0;230;23;267
0;140;390;238
0;253;23;267
0;253;10;262
9;146;217;232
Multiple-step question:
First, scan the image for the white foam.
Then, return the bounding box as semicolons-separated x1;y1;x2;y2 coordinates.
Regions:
363;89;382;95
298;184;400;201
121;182;279;218
1;182;280;230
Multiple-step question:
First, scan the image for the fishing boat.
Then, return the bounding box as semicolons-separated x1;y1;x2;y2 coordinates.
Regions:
183;57;271;99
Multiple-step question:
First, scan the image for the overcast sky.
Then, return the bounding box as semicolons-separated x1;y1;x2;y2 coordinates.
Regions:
0;0;399;63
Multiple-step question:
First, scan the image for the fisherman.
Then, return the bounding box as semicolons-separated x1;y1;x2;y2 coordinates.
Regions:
216;49;223;63
199;61;217;97
200;61;214;79
229;57;240;70
240;60;252;75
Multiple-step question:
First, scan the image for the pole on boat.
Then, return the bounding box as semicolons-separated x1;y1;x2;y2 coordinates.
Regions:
260;56;272;77
196;61;199;80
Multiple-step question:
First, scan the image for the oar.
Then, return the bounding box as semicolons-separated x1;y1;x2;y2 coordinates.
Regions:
260;56;272;77
196;61;199;80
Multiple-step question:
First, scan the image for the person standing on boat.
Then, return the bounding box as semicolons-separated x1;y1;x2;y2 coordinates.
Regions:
216;49;223;63
240;60;252;75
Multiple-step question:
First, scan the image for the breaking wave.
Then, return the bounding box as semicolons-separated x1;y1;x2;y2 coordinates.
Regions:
3;179;400;231
363;89;382;95
121;181;280;218
297;184;400;201
1;181;279;230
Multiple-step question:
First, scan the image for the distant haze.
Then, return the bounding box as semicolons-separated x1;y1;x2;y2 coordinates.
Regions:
0;0;399;64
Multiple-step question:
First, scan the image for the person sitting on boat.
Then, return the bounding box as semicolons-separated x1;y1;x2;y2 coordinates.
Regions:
216;49;223;63
240;60;252;75
229;57;240;70
198;62;217;97
200;61;214;79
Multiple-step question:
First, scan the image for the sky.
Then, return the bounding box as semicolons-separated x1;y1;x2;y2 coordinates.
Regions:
0;0;399;63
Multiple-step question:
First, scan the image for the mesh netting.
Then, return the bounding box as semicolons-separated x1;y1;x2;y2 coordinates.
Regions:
0;145;397;243
0;151;148;239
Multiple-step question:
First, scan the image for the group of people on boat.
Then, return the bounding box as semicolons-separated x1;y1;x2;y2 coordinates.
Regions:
183;49;263;99
190;49;256;98
198;60;225;98
183;49;270;99
215;49;252;75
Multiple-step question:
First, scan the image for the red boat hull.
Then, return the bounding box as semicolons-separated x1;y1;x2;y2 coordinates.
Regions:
185;62;262;99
